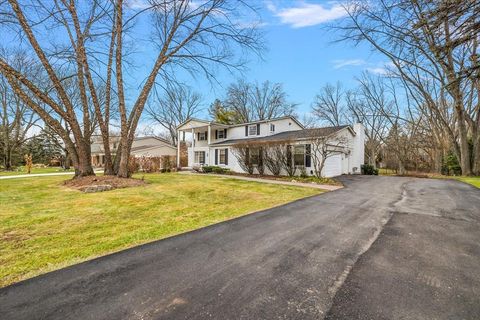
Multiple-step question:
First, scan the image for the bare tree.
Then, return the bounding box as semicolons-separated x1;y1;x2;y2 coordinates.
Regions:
380;78;426;175
224;80;253;123
347;73;390;167
336;0;480;175
312;82;348;126
280;145;297;177
0;51;40;170
250;81;297;121
146;83;202;146
231;142;255;174
262;141;288;176
221;80;296;124
308;130;348;178
0;0;263;178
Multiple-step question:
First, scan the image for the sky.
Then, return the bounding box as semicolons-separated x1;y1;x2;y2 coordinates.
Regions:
3;0;392;135
160;0;390;119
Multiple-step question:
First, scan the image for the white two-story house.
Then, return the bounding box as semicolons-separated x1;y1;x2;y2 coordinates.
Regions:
176;116;365;177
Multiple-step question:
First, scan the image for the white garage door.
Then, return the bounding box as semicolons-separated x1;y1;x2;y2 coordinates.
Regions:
323;154;343;177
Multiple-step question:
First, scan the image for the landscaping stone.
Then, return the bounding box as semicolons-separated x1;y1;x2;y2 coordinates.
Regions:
81;185;113;193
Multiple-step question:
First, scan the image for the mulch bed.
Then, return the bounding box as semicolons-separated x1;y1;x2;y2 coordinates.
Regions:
63;175;146;192
216;172;342;186
396;173;430;178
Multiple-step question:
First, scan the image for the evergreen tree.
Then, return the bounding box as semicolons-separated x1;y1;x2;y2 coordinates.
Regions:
208;99;239;124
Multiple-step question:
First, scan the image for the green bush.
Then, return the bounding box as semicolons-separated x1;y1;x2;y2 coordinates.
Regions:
200;166;230;174
212;166;230;174
441;151;461;176
201;166;214;173
361;164;379;175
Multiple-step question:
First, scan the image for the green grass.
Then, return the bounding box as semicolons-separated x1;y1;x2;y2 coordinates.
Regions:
378;168;480;188
0;166;74;176
454;176;480;188
0;173;321;287
276;176;341;185
378;168;397;176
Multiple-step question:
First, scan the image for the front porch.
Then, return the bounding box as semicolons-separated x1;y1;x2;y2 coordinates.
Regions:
176;119;229;168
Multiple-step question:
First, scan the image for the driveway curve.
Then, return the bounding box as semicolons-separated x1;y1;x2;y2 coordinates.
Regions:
1;176;479;319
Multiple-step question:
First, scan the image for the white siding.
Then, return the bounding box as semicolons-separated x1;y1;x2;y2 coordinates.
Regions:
214;118;302;142
188;147;210;167
133;146;176;157
351;123;365;174
322;154;343;177
181;118;365;176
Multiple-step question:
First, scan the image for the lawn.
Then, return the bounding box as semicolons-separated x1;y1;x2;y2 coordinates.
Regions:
378;168;480;189
455;176;480;188
0;166;74;176
0;173;321;287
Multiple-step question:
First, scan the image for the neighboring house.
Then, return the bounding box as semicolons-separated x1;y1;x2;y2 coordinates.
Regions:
176;116;365;177
90;136;177;167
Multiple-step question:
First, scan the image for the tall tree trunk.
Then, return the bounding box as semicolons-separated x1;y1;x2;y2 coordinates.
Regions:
64;150;71;170
433;147;443;174
101;135;114;175
473;132;480;175
74;140;94;177
4;148;12;170
398;160;406;175
369;145;376;167
117;138;130;178
457;115;472;175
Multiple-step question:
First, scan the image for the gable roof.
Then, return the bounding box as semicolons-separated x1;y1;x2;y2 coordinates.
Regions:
131;144;176;152
176;118;228;130
177;116;304;130
210;125;353;146
226;116;304;129
134;136;173;145
91;135;174;154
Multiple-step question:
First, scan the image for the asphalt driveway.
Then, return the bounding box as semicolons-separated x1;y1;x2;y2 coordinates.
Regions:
1;176;479;319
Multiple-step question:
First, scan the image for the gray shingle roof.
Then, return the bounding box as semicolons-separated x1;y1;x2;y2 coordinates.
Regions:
210;125;351;146
131;145;157;152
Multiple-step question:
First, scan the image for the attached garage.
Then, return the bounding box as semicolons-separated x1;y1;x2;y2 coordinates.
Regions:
178;117;365;177
323;154;343;177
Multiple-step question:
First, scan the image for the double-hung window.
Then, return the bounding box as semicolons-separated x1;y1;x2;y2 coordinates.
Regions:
195;151;205;164
217;130;225;139
198;132;206;141
294;145;305;166
248;125;257;136
250;148;260;165
219;149;226;164
270;124;275;132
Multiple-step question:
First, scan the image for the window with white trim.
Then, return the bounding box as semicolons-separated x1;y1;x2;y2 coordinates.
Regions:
294;145;305;166
219;149;226;164
270;124;275;132
217;130;225;139
248;125;257;136
250;148;260;165
194;151;205;164
198;132;206;141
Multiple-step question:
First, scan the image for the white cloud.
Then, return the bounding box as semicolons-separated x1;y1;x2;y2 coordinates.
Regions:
267;1;348;28
332;59;366;69
126;0;149;10
366;67;388;75
366;62;395;75
331;59;394;75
